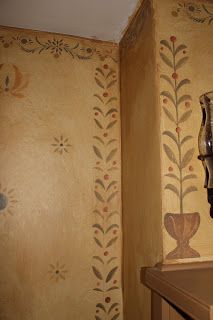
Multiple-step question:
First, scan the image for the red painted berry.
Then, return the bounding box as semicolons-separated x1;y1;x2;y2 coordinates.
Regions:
105;297;111;303
103;64;108;69
176;127;181;133
103;92;108;97
103;133;108;137
163;98;168;104
104;174;109;180
113;280;117;284
169;167;173;172
113;161;117;165
112;114;116;118
170;36;177;42
104;251;109;256
172;73;178;80
103;207;108;212
95;112;99;116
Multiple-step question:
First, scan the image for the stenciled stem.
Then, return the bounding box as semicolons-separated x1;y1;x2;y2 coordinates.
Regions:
172;41;183;214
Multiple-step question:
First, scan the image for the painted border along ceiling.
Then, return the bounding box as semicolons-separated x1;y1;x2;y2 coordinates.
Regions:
0;0;142;42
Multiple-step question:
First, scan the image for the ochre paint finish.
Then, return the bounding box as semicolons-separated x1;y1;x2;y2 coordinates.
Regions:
155;0;213;262
0;27;122;320
120;1;163;319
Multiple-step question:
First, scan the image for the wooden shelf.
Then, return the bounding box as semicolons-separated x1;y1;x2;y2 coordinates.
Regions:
142;263;213;320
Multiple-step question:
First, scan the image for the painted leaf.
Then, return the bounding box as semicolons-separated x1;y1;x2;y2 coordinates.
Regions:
160;39;172;52
183;186;198;198
165;184;180;198
160;74;175;89
179;110;192;123
94;288;103;292
106;266;118;283
175;44;187;55
93;107;104;115
92;266;103;280
163;131;179;146
107;286;119;291
93;146;103;159
95;77;105;89
160;91;175;105
106;70;115;79
108;303;119;314
163;144;178;165
107;181;117;191
181;135;193;145
106;108;118;117
93;224;104;233
95;316;102;320
94;94;104;103
93;256;104;264
165;173;180;181
94;237;103;248
176;79;190;91
94;118;103;129
176;56;189;69
96;303;106;313
106;120;117;129
106;211;119;221
177;94;192;105
163;107;176;123
107;80;117;89
160;52;173;68
106;148;118;162
95;179;105;189
106;97;117;104
93;136;105;145
93;209;104;219
182;174;197;182
107;139;117;146
107;191;118;202
96;67;105;77
111;313;120;320
106;224;119;233
106;237;118;248
181;148;194;169
94;191;105;203
107;257;117;264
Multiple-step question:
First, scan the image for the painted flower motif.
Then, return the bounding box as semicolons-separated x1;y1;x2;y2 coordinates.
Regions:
0;184;18;217
51;135;71;154
48;261;68;281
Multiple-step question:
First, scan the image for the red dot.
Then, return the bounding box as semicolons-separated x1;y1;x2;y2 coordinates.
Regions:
103;64;108;69
161;47;164;51
113;161;117;165
103;133;108;137
105;297;111;303
96;310;99;313
95;112;99;116
113;280;117;284
163;98;168;104
96;161;100;165
104;251;109;256
169;167;173;172
95;230;98;234
189;165;194;171
176;127;181;133
113;230;117;235
104;174;109;180
115;308;119;312
170;36;177;42
103;92;108;97
183;50;186;54
172;73;178;80
103;207;108;212
112;114;116;118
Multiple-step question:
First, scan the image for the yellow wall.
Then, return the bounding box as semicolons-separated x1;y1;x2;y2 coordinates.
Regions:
155;0;213;262
120;1;163;319
0;27;123;320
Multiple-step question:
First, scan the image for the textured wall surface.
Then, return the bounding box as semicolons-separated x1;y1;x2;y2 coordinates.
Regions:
120;1;163;319
155;0;213;262
0;27;122;320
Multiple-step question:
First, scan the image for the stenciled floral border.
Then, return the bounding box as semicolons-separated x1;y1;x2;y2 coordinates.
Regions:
92;63;121;320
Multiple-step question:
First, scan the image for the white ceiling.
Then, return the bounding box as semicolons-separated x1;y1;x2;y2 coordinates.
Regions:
0;0;141;42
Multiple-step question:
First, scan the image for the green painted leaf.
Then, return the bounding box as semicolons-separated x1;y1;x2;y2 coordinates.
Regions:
96;304;106;313
160;74;175;90
163;130;179;146
107;286;119;291
160;91;175;105
111;313;120;320
106;211;119;221
179;110;192;123
165;173;180;181
182;174;197;182
94;94;104;103
176;79;190;91
163;107;176;123
94;288;103;292
107;191;118;202
177;94;192;106
108;303;119;314
95;179;105;189
93;146;103;159
107;181;117;191
106;149;118;162
93;209;104;219
96;67;105;77
106;97;117;104
181;148;194;169
107;80;117;89
107;257;117;264
94;118;103;129
176;56;189;69
105;108;118;117
106;237;118;248
183;186;198;198
107;139;117;146
106;120;117;129
106;266;118;283
106;70;115;79
165;184;180;198
94;191;105;203
93;224;104;233
160;52;173;68
175;44;187;55
181;135;193;145
106;224;119;233
94;237;103;248
92;266;103;280
95;77;105;89
163;144;178;165
160;40;172;52
93;256;104;264
93;136;105;145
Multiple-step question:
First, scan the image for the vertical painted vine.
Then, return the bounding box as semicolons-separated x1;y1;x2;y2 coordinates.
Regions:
92;63;121;319
160;36;200;259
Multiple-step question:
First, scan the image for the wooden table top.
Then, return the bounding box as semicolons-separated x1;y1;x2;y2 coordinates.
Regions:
142;263;213;320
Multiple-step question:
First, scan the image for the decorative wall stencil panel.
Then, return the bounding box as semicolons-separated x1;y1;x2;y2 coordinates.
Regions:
0;27;122;320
